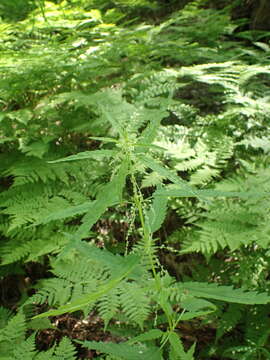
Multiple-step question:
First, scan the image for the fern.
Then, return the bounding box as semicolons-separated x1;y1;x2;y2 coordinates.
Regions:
52;337;77;360
216;304;243;340
98;286;120;330
33;246;141;318
0;311;77;360
1;226;69;265
180;166;270;255
30;247;112;308
0;312;26;347
0;307;13;329
238;135;270;153
32;245;150;329
2;0;270;357
12;334;37;360
119;281;151;329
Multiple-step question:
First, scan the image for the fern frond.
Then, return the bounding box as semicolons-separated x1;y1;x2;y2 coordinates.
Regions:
138;155;198;196
182;223;252;255
190;167;220;185
22;158;127;231
180;166;270;255
30;252;110;307
1;163;95;230
0;312;26;348
167;103;198;123
181;61;239;78
175;157;204;172
1;229;68;264
12;334;37;360
0;307;13;329
155;129;234;186
4;156;85;186
33;252;140;318
98;286;120;329
137;80;179;102
31;278;72;306
52;337;77;360
35;347;55;360
134;236;159;271
216;304;243;340
119;281;151;329
134;70;179;102
238;135;270;153
239;65;270;86
141;171;164;188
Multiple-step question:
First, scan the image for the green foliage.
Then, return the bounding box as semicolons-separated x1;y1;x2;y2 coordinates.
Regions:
180;167;270;255
0;311;77;359
79;340;162;360
0;0;36;21
1;0;270;358
176;282;270;305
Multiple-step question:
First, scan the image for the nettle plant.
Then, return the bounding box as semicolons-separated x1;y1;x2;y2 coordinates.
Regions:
1;89;267;359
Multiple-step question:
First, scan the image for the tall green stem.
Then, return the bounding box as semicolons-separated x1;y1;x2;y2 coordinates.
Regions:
129;165;175;330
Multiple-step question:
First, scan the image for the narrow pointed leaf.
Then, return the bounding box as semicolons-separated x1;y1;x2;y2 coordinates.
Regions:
178;282;270;304
79;340;163;360
127;329;164;344
146;187;168;233
48;150;117;163
155;186;268;199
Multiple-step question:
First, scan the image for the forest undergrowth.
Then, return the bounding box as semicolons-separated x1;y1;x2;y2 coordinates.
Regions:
1;0;270;359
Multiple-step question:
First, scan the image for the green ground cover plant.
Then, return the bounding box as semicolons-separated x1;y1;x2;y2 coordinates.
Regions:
1;0;270;359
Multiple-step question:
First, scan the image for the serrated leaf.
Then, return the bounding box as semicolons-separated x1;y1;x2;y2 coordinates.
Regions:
155;186;268;199
127;329;164;344
146;187;168;233
178;282;270;304
168;332;195;360
35;201;93;225
79;340;163;360
48;150;117;163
